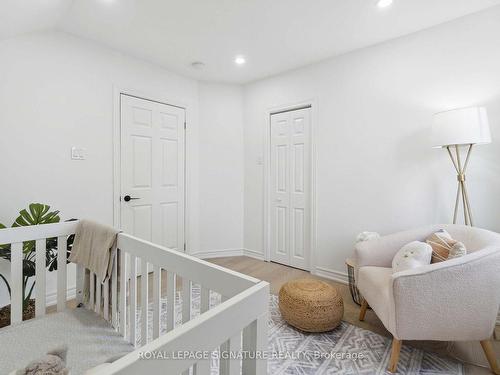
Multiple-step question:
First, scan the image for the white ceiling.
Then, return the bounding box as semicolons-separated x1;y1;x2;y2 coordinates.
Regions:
0;0;72;40
2;0;500;83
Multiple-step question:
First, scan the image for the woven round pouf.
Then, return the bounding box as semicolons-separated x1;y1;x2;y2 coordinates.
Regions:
278;278;344;333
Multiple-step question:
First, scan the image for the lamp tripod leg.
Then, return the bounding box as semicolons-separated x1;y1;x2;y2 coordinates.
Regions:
462;181;474;226
453;182;461;225
461;181;469;226
448;144;474;226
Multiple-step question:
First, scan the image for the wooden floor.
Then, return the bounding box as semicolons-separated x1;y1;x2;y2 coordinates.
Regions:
209;256;500;375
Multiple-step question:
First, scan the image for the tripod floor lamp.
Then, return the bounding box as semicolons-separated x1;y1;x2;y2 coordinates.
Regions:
432;106;492;226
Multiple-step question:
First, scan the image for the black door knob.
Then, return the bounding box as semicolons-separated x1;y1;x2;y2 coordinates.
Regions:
123;195;140;202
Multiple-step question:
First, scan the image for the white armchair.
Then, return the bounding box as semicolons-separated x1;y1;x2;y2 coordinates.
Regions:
355;224;500;374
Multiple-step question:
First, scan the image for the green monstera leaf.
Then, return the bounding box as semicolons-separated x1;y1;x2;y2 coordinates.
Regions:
0;204;68;306
10;203;60;255
0;223;10;261
12;203;60;227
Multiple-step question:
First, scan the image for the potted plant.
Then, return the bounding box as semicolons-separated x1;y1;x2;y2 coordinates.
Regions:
0;203;74;327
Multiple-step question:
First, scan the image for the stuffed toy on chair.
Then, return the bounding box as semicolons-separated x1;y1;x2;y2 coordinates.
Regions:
12;346;69;375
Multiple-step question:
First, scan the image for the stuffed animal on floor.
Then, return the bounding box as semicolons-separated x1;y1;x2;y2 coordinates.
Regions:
12;346;69;375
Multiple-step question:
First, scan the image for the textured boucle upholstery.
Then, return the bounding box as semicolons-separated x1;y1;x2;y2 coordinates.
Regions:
357;267;393;327
356;225;500;341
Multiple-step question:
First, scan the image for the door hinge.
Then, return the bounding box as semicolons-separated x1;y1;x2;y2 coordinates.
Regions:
184;121;186;130
183;243;186;252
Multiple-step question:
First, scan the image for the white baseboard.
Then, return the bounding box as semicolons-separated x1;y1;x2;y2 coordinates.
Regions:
189;248;266;261
46;286;76;307
190;248;244;259
243;249;265;260
313;266;349;285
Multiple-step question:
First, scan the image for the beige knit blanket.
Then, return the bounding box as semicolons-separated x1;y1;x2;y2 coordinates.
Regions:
69;220;119;282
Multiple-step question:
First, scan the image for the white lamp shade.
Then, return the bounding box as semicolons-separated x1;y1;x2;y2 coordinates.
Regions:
431;106;492;148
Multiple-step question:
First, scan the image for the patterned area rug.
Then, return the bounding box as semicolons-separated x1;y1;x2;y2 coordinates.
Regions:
136;287;464;375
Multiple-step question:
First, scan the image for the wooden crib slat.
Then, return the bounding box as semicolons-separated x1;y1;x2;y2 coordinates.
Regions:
76;264;84;305
119;250;128;337
242;314;267;375
111;251;118;328
10;242;23;324
103;278;109;320
166;271;176;332
56;236;67;312
220;331;242;375
141;259;149;346
201;287;210;313
219;295;231;375
182;278;191;323
35;239;46;317
220;340;229;375
96;276;102;314
194;359;211;375
89;272;95;310
181;278;192;375
194;363;211;375
130;254;137;346
152;265;161;339
195;293;211;375
194;287;212;375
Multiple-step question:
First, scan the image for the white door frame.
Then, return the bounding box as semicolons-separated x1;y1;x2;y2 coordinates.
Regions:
112;87;190;252
263;99;318;271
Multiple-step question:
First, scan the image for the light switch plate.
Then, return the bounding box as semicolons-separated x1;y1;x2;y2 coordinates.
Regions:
71;147;86;160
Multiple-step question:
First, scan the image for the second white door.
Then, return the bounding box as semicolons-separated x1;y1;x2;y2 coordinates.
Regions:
120;94;185;251
270;107;311;270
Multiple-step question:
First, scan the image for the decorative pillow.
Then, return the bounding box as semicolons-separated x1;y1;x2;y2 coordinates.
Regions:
426;229;466;263
392;241;433;273
448;241;467;259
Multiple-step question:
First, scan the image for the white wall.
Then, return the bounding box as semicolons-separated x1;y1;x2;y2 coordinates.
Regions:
243;7;500;280
197;83;244;256
0;30;201;230
0;31;244;306
0;31;246;307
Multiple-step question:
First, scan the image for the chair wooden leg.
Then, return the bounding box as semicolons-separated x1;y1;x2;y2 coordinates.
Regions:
388;338;402;373
359;299;368;321
480;340;500;375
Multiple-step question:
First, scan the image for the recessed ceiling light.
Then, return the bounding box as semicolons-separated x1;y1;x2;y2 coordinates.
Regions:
234;55;246;65
377;0;393;8
191;61;205;70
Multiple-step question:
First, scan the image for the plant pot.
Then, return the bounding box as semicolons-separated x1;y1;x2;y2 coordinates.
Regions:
0;299;36;328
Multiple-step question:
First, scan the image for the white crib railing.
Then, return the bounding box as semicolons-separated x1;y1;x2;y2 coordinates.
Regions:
0;222;269;375
0;221;80;322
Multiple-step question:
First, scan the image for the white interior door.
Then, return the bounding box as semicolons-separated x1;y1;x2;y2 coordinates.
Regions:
270;107;311;270
120;94;185;251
